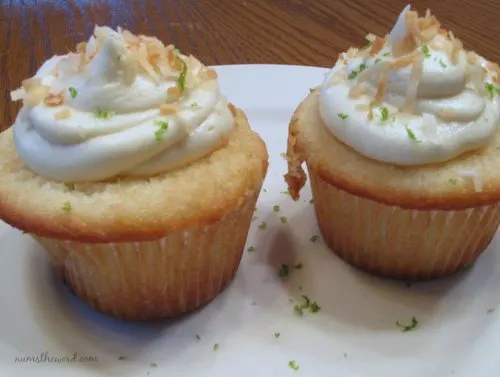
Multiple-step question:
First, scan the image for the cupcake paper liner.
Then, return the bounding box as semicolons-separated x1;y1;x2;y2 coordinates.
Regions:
308;166;500;280
33;189;260;321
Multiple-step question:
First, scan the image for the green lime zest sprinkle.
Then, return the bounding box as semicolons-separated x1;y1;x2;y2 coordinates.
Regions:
64;182;75;191
380;107;389;122
374;58;381;64
190;102;199;109
309;198;314;204
485;82;500;100
289;360;299;371
118;356;127;361
195;334;201;340
487;308;495;314
263;188;268;193
309;87;315;93
154;120;169;141
213;343;219;351
62;201;72;212
449;178;458;185
273;205;280;212
421;44;431;58
274;332;281;338
294;263;303;269
94;108;113;120
347;63;367;80
439;59;447;68
281;190;290;196
310;234;319;243
278;264;290;277
258;221;267;230
150;363;158;368
337;113;348;120
247;246;256;253
396;316;418;332
68;87;78;99
178;60;188;92
252;215;258;222
294;295;321;316
280;216;287;224
405;125;421;143
383;52;391;57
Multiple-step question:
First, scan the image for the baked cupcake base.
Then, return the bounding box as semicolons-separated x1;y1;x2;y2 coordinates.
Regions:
0;107;268;320
286;91;500;280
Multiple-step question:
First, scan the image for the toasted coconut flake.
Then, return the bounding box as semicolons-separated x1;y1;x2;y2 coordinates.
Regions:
467;51;478;65
10;88;26;101
420;25;438;42
76;42;87;55
122;29;140;46
390;49;421;69
373;71;388;104
356;61;389;83
349;83;370;99
25;86;49;105
160;104;177;115
450;36;463;64
406;10;422;45
365;33;377;42
459;169;483;192
403;53;424;113
356;103;371;111
435;108;457;122
346;47;358;59
369;37;385;56
327;70;345;88
54;108;71;120
228;103;238;117
44;92;64;107
167;86;181;98
486;62;500;84
22;77;41;92
206;69;218;80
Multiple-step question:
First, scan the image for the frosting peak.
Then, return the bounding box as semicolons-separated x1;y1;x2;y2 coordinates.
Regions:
11;26;234;182
319;6;500;166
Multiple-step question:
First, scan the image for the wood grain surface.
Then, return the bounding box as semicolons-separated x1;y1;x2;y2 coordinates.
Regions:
1;0;500;129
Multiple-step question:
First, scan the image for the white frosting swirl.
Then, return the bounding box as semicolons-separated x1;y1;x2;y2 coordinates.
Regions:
319;6;500;166
11;26;234;182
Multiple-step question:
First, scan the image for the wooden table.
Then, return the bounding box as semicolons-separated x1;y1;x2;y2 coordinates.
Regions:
1;0;499;129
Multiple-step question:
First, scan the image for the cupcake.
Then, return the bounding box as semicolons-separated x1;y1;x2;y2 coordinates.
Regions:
285;5;500;280
0;26;268;320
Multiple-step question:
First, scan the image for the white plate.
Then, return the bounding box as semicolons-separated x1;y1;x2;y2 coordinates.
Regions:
1;64;499;377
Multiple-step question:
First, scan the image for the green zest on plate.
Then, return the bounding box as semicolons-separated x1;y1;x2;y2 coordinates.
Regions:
294;295;321;316
380;107;389;122
439;59;447;68
247;246;256;253
154;120;169;141
374;58;381;64
449;178;458;185
421;44;431;58
258;221;267;230
274;332;281;338
190;102;199;108
68;87;78;99
213;343;219;351
485;82;500;100
281;190;290;195
382;52;391;57
178;60;188;92
280;216;287;224
487;308;495;314
196;334;201;340
279;264;290;277
64;182;75;191
405;125;421;143
310;235;319;243
95;108;114;120
150;363;158;368
62;201;72;212
396;316;418;332
273;205;280;212
289;360;299;371
294;263;303;269
337;113;348;120
348;63;366;80
118;356;127;361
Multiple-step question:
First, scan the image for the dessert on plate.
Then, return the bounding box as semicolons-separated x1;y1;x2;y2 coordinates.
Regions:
285;5;500;280
0;26;268;320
